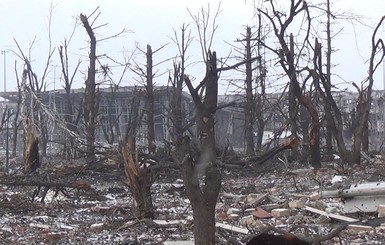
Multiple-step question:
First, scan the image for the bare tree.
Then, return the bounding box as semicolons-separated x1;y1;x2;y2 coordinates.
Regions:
12;4;57;164
258;0;321;168
169;23;193;141
58;40;81;159
176;51;221;245
80;12;98;162
13;18;55;157
129;44;168;153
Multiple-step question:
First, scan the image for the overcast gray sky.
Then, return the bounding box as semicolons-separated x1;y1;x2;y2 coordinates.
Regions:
0;0;384;94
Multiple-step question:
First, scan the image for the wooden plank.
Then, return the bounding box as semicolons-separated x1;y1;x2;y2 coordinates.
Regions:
153;220;187;225
164;241;194;245
304;206;359;222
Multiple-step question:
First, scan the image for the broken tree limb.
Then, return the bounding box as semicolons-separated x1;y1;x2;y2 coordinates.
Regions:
0;176;91;191
304;206;359;222
250;136;299;165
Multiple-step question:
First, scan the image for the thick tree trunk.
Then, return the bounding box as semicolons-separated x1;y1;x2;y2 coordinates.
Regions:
174;136;220;245
177;51;221;245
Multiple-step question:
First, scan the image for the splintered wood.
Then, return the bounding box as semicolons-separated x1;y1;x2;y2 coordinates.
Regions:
23;117;40;175
122;136;156;219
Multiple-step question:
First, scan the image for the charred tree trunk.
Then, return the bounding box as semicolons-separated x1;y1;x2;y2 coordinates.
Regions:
244;27;255;156
24;118;40;175
176;51;221;245
80;13;97;161
315;39;351;164
145;44;156;154
122;137;156;219
19;69;40;174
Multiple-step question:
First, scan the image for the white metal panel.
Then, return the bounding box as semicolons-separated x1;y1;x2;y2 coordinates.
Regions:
343;196;385;213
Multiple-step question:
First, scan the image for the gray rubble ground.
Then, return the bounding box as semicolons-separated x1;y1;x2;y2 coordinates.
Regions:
1;156;385;244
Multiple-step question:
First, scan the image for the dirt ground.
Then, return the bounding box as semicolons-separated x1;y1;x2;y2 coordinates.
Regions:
1;155;385;244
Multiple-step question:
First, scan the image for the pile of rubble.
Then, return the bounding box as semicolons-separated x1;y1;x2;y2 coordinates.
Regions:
2;155;385;244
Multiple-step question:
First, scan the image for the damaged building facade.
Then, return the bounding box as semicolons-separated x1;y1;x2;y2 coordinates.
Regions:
0;88;385;155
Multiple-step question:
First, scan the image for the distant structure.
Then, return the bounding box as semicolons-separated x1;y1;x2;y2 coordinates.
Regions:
0;87;384;154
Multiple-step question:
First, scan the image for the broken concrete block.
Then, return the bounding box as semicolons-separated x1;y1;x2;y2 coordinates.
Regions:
241;215;255;225
289;199;306;209
227;208;241;215
332;175;347;184
89;223;104;231
309;192;320;201
325;206;337;214
228;213;239;221
246;193;268;207
241;215;263;228
313;200;327;210
378;204;385;217
271;208;290;218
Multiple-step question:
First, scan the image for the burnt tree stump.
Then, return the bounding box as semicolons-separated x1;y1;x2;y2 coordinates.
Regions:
122;137;157;219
